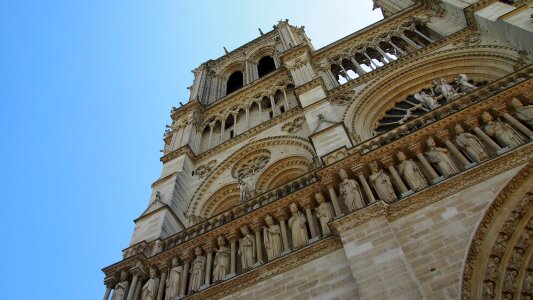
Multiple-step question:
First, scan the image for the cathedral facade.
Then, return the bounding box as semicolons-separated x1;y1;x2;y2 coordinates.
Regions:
102;0;533;299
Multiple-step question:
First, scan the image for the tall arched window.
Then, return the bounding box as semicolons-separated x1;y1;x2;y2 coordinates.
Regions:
226;71;244;95
257;56;276;78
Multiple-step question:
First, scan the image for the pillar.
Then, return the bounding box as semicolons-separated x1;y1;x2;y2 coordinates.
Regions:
413;28;434;43
503;112;533;139
179;254;191;297
389;39;407;56
339;64;353;80
207;125;214;149
203;242;214;288
400;34;421;50
363;53;379;69
301;199;319;239
282;89;290;110
245;107;250;129
269;94;276;117
409;143;442;184
156;265;168;300
375;45;393;62
383;157;412;197
227;231;239;277
350;57;367;76
275;209;291;253
327;185;343;217
251;221;264;265
126;274;139;300
103;278;116;300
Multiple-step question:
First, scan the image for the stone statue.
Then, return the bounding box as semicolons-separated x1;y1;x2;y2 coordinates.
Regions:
433;78;460;100
454;124;489;163
263;215;282;260
141;267;159;300
111;271;129;300
510;248;524;267
511;98;533;128
165;258;182;300
369;161;397;203
483;281;495;299
524;272;533;295
396;151;428;191
504;269;517;291
485;256;500;280
188;247;206;293
238;178;251;202
454;74;476;93
482;111;525;148
212;236;230;282
414;91;440;110
288;203;309;249
338;169;365;211
238;226;255;270
425;137;459;177
315;192;334;236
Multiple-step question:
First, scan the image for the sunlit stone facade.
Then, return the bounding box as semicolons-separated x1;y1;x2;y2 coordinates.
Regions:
102;1;533;299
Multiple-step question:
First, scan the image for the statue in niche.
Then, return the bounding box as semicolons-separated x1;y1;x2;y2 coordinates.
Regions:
315;192;334;236
510;248;524;267
493;234;508;258
414;91;440;110
288;203;309;249
263;215;282;260
212;236;230;282
338;169;365;211
396;151;428;192
482;111;525;148
524;272;533;296
425;137;460;177
188;247;206;293
165;258;182;300
111;271;129;300
483;281;495;299
485;256;500;280
433;78;460;100
454;74;476;93
238;226;255;270
504;270;517;291
511;98;533;128
454;124;489;163
141;267;159;300
238;178;251;202
369;161;397;203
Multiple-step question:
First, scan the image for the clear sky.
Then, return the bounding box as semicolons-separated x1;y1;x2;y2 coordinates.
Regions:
0;1;381;299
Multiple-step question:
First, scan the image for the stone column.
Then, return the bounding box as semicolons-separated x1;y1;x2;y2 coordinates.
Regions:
354;164;376;203
245;107;250;129
437;131;474;169
155;265;168;300
227;231;239;277
382;157;412;197
413;28;434;43
127;264;146;300
400;34;421;50
375;45;393;62
202;241;214;288
363;53;379;69
179;253;191;297
350;57;367;76
327;185;343;217
389;40;407;56
251;220;264;265
339;64;353;80
207;124;214;149
233;114;237;136
269;94;276;117
103;277;116;300
275;209;291;254
503;112;533;139
465;117;506;154
220;119;225;142
409;143;442;184
300;198;319;240
282;89;290;110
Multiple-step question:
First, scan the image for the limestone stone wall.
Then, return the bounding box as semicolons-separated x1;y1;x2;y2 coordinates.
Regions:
338;164;525;299
221;249;357;300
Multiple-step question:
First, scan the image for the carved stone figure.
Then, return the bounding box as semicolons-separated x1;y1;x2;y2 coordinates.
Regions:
493;234;508;258
425;137;459;177
511;98;533;128
483;281;495;299
338;169;365;211
111;271;129;300
165;258;182;300
485;256;500;280
288;203;309;249
369;161;397;203
238;226;255;270
433;78;460;100
188;247;206;293
396;151;428;191
524;272;533;295
414;91;440;110
263;215;282;260
454;74;476;93
238;178;251;202
315;192;334;236
510;248;524;267
141;267;159;300
504;270;517;291
482;111;525;148
454;124;489;163
212;236;230;282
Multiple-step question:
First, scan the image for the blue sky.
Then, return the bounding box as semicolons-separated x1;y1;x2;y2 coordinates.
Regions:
0;1;381;298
